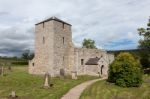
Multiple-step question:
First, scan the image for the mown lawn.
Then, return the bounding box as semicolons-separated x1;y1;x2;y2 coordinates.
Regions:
80;75;150;99
0;66;98;99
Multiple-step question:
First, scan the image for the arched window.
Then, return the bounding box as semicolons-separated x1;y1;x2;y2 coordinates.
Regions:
101;65;104;75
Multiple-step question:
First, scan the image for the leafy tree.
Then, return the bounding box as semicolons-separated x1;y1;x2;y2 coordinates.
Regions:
108;52;143;87
29;53;34;60
82;38;97;49
137;17;150;68
21;50;34;60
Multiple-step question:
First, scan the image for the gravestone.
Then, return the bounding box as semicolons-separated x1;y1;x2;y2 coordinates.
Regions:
60;68;65;77
71;71;77;79
9;91;18;99
0;66;2;75
43;72;50;88
8;63;12;71
8;66;12;71
0;66;4;76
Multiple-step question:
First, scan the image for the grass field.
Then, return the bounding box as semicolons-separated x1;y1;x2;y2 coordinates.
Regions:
0;58;28;66
80;75;150;99
0;66;98;99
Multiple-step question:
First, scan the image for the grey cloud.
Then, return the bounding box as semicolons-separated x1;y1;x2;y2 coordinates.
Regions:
0;0;150;56
0;25;34;56
0;11;9;16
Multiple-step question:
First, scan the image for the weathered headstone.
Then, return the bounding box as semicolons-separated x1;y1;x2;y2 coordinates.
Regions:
0;66;4;76
60;68;65;77
1;66;4;76
43;72;50;88
9;91;18;99
11;91;16;97
8;63;12;71
8;66;12;71
0;66;2;75
71;71;77;79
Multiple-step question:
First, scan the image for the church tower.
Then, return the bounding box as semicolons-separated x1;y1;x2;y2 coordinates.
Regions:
29;17;74;76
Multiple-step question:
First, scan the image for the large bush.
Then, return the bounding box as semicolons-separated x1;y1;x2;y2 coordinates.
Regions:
108;52;143;87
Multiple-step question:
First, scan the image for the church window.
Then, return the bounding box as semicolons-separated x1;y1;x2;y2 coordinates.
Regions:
43;37;45;44
81;59;84;65
43;22;44;28
63;56;64;61
63;37;64;44
63;23;65;29
32;63;34;67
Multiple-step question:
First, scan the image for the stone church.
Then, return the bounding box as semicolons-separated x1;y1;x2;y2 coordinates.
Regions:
29;17;114;77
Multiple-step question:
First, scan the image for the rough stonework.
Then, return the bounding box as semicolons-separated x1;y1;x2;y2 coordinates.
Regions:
29;16;114;77
74;48;114;77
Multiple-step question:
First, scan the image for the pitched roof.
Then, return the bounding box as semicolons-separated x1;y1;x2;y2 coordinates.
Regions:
85;57;100;65
35;16;72;26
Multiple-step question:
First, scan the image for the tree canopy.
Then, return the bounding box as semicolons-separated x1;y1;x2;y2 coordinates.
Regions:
82;38;97;49
137;17;150;69
108;52;142;87
21;50;34;60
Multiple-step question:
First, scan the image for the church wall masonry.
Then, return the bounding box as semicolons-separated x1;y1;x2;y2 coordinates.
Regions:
29;17;114;77
29;20;54;75
74;48;114;76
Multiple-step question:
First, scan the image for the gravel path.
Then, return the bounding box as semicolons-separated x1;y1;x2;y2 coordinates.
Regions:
61;78;106;99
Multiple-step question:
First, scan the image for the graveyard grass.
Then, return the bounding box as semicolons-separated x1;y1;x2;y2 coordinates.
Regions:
80;75;150;99
0;66;98;99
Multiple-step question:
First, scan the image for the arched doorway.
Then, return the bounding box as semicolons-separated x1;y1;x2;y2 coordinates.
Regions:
101;65;104;75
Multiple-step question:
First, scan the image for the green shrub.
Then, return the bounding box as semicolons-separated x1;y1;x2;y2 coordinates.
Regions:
108;52;143;87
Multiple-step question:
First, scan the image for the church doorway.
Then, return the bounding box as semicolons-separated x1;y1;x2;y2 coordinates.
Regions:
101;65;104;75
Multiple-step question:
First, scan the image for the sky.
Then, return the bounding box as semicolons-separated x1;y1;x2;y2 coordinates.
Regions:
0;0;150;56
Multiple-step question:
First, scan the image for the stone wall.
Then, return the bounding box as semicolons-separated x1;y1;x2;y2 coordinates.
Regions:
74;48;114;76
53;21;73;76
29;19;74;77
29;20;55;75
29;17;114;77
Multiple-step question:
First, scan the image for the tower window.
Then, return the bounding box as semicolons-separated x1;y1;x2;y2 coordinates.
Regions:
43;22;44;28
63;37;64;44
62;23;65;29
63;56;64;61
81;59;84;65
32;63;34;67
43;37;45;44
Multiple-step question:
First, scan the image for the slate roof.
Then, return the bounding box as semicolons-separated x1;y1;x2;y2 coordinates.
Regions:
35;16;72;26
85;57;100;65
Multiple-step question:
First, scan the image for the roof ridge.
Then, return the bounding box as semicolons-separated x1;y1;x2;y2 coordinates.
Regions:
35;16;71;26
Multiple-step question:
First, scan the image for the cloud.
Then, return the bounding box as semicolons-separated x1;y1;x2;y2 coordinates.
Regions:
0;0;150;56
0;24;34;56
